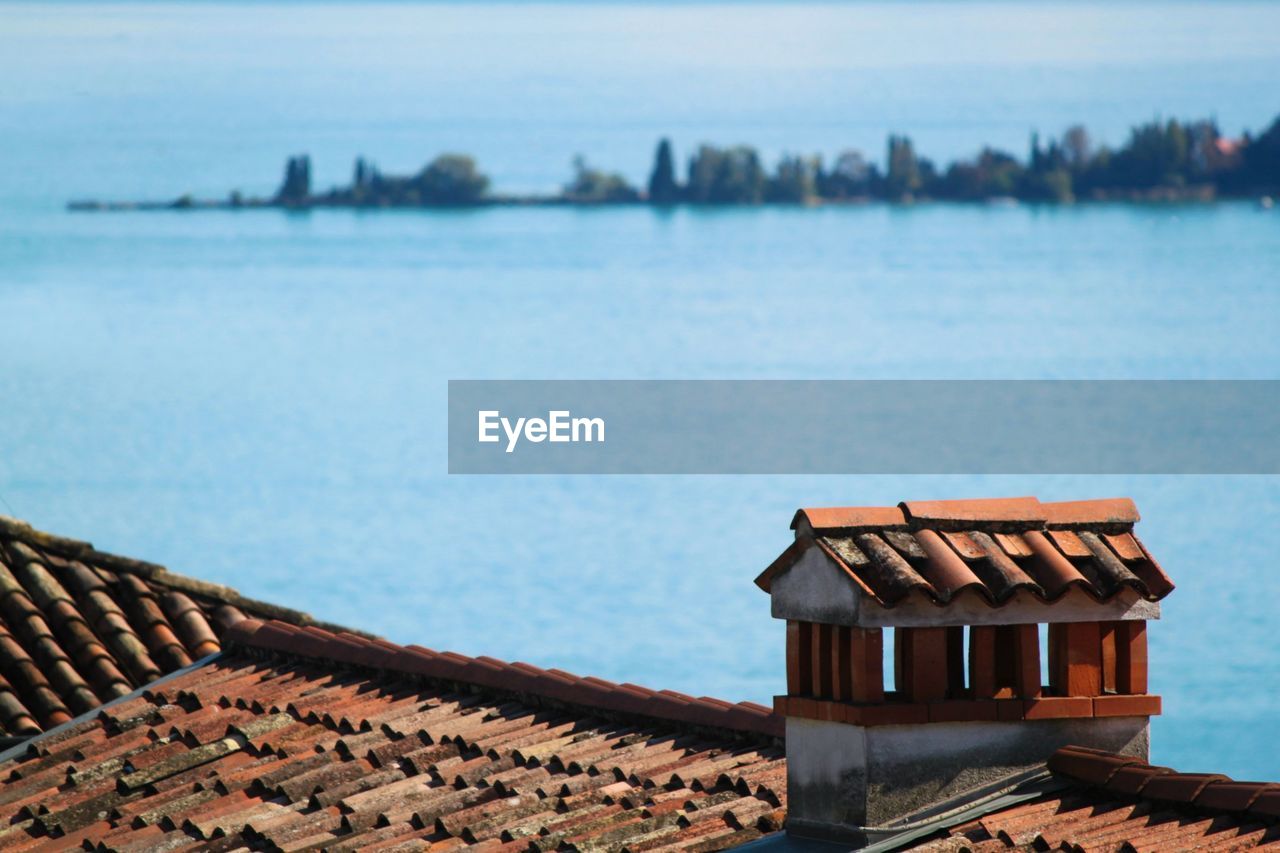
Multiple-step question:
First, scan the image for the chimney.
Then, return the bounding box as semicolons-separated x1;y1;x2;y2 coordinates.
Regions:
756;497;1175;843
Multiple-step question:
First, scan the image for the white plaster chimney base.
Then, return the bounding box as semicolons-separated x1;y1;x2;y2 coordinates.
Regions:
784;715;1150;842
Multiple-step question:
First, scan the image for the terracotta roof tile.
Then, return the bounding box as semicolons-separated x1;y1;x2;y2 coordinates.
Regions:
1042;497;1141;529
791;506;907;532
759;496;1175;609
0;514;367;738
1143;772;1234;804
1251;789;1280;820
1197;782;1280;813
1046;744;1141;785
901;497;1046;529
1106;763;1177;795
0;619;783;851
913;746;1280;851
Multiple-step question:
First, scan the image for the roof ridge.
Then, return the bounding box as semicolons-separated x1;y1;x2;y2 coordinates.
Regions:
792;496;1140;535
0;514;375;641
225;618;783;740
1047;746;1280;818
0;514;164;574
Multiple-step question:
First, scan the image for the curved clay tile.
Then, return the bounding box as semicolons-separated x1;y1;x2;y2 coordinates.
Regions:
116;572;161;613
853;533;936;605
1196;781;1280;812
6;544;78;611
940;530;986;560
210;604;247;633
1027;747;1280;850
819;536;869;567
0;626;70;728
1105;763;1176;795
882;531;927;560
0;563;28;613
116;575;191;670
1046;529;1093;558
55;561;163;684
1102;532;1145;561
54;561;107;608
0;519;358;738
910;529;988;603
993;532;1034;559
964;531;1044;602
814;539;880;600
1042;497;1139;529
80;656;132;701
1077;531;1149;599
84;604;162;686
0;671;39;735
1020;530;1091;600
161;592;220;659
0;563;44;627
794;506;907;532
0;572;101;719
44;607;131;700
60;561;108;596
1142;772;1232;804
1125;536;1176;601
1047;745;1142;786
29;637;98;714
147;623;192;671
901;497;1045;531
26;687;71;729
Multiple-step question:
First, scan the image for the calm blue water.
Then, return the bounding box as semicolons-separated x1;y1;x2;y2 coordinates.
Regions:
2;2;1279;778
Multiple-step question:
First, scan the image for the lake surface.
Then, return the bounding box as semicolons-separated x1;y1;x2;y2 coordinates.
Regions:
1;1;1279;778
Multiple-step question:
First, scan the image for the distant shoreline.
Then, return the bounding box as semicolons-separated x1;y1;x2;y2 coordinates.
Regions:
70;189;1273;213
69;113;1280;212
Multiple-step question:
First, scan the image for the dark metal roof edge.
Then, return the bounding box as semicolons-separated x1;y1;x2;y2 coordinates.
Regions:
0;651;223;767
731;768;1068;853
857;768;1067;852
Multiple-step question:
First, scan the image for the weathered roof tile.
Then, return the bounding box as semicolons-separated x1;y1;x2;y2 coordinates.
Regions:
1042;497;1140;529
0;619;784;851
759;496;1175;610
901;497;1046;528
792;506;907;533
0;515;367;738
913;746;1280;851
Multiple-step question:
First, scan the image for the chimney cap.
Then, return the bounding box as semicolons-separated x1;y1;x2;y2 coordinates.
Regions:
760;496;1172;626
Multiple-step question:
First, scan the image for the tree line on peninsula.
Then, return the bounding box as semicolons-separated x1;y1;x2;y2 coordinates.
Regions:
76;113;1280;211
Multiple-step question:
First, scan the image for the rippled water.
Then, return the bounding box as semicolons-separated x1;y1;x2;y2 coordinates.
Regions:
1;1;1278;777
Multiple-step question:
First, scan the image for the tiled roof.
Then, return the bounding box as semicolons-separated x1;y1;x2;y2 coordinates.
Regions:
0;516;358;739
756;497;1175;608
909;746;1280;851
0;619;785;852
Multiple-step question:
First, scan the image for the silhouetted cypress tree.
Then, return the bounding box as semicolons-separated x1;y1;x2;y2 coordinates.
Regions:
647;138;680;203
1241;117;1280;191
276;155;311;204
884;135;921;199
